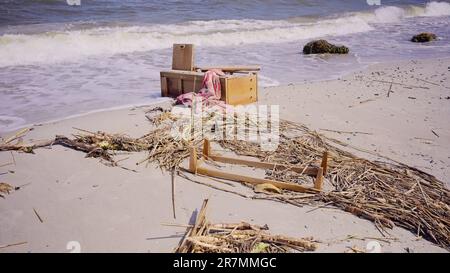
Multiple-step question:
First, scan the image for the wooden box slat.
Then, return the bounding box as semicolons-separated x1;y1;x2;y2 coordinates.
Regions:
172;44;194;71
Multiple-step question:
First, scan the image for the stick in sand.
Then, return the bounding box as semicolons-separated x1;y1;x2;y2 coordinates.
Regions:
33;208;44;223
0;241;27;250
431;130;439;138
10;151;16;165
320;128;373;135
387;82;393;97
372;79;429;90
3;128;33;145
0;162;13;168
171;168;176;219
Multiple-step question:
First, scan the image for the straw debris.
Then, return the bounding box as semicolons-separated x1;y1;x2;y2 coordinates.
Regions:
1;108;448;249
175;199;317;253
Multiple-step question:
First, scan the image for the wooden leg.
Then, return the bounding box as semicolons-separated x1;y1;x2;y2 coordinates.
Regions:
189;147;198;174
160;76;168;97
321;151;328;175
314;167;323;191
202;139;210;158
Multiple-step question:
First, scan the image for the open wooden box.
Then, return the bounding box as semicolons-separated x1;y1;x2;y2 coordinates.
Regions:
160;44;258;105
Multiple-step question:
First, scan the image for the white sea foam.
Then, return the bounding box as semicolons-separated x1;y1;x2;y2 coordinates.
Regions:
0;17;373;67
423;1;450;17
373;6;407;23
0;2;449;67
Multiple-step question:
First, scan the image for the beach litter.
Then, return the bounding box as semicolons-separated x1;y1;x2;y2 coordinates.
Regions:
0;106;448;250
0;182;14;198
0;182;30;198
175;199;317;253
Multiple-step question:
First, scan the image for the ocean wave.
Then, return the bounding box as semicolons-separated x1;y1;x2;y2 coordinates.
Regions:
422;1;450;16
0;1;449;67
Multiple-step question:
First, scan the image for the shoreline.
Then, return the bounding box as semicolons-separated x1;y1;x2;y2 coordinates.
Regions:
0;97;172;135
0;57;449;253
0;56;433;135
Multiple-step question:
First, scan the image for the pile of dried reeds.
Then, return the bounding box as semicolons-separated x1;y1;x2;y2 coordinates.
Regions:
175;199;317;253
1;107;448;249
219;120;450;249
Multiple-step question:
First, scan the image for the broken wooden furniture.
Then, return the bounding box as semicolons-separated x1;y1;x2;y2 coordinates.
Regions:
160;44;259;105
187;139;327;193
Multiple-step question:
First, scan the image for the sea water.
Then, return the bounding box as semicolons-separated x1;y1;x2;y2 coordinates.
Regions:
0;0;449;132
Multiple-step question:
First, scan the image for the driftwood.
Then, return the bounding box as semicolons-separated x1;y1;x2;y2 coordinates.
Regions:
54;135;114;162
2;128;33;145
0;140;53;153
175;199;317;253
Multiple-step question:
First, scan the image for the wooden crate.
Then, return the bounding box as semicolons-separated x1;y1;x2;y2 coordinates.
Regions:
160;70;257;105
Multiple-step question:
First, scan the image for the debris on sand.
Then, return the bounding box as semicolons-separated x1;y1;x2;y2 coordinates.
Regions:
0;182;14;198
1;107;449;250
175;199;317;253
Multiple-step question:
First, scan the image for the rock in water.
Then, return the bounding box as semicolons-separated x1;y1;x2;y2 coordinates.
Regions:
303;40;349;55
411;32;437;43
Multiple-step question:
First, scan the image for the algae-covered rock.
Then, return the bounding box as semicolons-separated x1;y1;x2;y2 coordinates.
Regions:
303;40;349;55
411;32;437;43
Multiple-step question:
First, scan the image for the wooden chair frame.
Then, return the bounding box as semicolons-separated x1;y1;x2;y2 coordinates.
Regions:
187;139;328;193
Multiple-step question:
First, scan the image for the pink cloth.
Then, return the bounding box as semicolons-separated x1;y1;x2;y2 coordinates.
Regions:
202;69;224;98
176;69;226;108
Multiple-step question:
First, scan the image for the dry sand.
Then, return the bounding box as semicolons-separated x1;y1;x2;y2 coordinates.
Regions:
0;58;449;253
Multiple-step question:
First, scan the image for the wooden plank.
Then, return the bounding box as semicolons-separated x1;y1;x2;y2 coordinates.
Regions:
224;74;257;105
167;78;181;97
208;155;318;176
202;138;319;175
172;44;194;71
195;166;319;193
161;70;204;78
189;144;321;193
160;70;203;96
177;79;183;93
161;70;203;97
195;65;260;72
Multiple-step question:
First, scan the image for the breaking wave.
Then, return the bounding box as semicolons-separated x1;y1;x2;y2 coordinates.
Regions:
0;1;449;67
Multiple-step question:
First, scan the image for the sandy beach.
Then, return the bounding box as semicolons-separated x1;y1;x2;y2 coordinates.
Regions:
1;57;449;253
